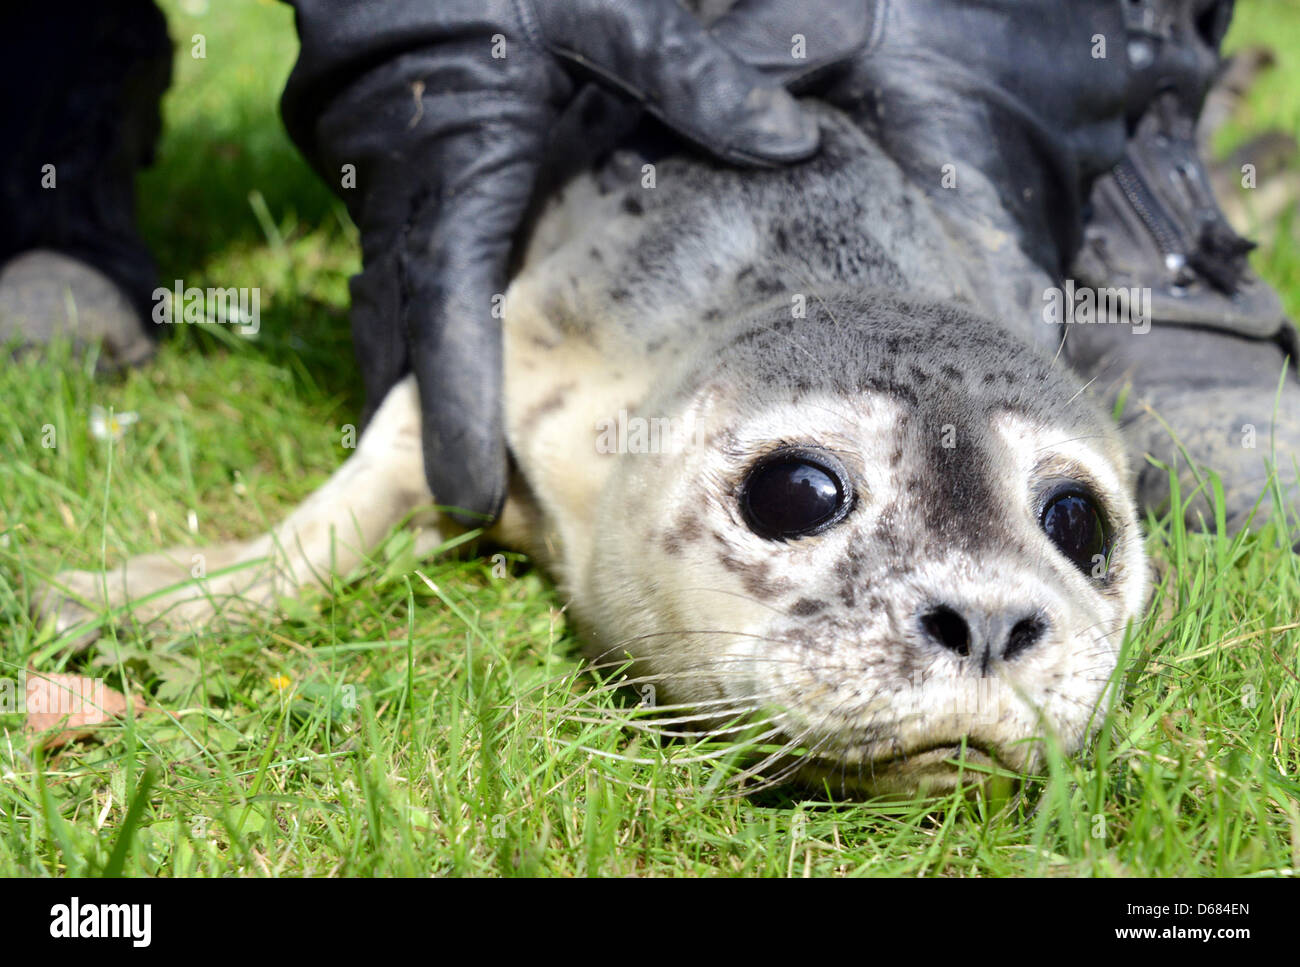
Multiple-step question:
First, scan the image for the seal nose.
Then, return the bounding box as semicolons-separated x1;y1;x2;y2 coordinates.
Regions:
919;605;1047;669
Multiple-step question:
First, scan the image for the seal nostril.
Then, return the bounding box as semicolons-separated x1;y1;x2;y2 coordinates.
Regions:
921;606;970;657
1005;616;1046;661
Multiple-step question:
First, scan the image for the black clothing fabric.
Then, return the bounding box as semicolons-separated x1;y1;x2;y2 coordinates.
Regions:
1;0;172;329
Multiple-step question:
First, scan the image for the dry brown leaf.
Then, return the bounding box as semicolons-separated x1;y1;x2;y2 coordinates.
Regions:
23;670;147;748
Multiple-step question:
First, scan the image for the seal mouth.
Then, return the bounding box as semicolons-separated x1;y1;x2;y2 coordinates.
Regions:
783;737;1018;796
870;739;1004;771
797;736;1007;771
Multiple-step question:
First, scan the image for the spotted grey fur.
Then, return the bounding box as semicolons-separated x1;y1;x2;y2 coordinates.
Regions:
41;103;1148;795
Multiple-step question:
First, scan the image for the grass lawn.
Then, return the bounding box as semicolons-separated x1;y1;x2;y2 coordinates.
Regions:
0;0;1298;877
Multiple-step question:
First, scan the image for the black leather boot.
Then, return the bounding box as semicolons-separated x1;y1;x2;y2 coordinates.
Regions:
1065;0;1300;538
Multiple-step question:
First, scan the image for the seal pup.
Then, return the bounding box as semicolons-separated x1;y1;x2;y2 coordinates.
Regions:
39;104;1149;794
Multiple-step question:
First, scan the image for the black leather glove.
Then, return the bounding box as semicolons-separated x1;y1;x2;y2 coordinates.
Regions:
282;0;865;525
716;0;1133;274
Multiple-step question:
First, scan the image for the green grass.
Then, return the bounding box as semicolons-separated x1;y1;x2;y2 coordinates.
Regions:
0;0;1298;877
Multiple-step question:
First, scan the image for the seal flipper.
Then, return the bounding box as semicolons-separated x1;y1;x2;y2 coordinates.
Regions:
36;376;435;646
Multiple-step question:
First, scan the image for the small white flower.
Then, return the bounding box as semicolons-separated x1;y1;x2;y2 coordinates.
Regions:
89;406;139;442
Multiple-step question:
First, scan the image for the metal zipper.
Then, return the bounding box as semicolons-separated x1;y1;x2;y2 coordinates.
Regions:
1111;156;1190;261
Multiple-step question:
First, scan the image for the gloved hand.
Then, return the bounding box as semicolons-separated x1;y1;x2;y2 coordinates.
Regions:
283;0;868;525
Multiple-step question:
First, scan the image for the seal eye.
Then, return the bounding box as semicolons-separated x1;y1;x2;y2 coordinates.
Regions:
740;450;852;540
1041;489;1109;577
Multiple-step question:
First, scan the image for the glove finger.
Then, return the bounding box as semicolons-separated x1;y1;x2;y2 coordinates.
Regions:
406;253;508;526
401;136;543;525
533;0;820;164
349;247;411;428
709;0;875;90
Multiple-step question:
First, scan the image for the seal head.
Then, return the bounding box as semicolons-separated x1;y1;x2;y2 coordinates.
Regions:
578;293;1148;795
